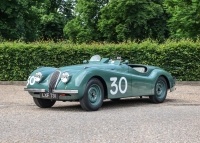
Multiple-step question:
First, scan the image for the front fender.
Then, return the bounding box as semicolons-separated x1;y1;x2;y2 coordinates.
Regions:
54;68;97;99
26;67;57;89
74;68;101;98
65;68;109;98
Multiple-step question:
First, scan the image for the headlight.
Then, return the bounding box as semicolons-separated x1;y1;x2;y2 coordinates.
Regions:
61;72;70;83
34;72;42;83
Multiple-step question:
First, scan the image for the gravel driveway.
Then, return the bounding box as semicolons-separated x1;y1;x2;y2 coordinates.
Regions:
0;84;199;143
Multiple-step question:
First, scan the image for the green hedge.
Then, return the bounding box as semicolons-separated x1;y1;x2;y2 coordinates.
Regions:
0;40;200;81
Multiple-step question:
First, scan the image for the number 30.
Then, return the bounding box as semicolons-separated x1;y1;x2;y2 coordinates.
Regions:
110;77;127;95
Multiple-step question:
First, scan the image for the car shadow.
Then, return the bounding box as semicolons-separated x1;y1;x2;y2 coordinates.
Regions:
45;103;83;112
37;97;180;112
40;97;172;112
101;98;151;110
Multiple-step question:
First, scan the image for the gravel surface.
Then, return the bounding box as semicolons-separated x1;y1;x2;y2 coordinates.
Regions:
0;84;199;143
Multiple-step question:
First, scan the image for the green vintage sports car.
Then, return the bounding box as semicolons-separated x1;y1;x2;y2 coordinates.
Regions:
24;55;176;111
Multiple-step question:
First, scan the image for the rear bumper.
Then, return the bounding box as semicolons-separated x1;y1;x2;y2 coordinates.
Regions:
170;86;176;92
24;88;78;94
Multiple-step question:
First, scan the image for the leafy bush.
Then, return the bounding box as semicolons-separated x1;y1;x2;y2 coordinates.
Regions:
0;40;199;81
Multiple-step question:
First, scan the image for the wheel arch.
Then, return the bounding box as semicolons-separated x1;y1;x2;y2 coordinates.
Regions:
159;75;170;90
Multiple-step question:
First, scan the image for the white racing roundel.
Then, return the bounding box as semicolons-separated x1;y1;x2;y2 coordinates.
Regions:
110;77;127;95
27;76;35;86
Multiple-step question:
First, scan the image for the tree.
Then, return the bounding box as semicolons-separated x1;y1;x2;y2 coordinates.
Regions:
98;0;169;42
0;0;75;42
0;0;41;41
63;0;109;43
164;0;200;40
39;0;75;40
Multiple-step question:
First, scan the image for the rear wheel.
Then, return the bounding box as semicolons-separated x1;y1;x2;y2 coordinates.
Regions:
33;97;56;108
149;76;167;103
80;78;104;111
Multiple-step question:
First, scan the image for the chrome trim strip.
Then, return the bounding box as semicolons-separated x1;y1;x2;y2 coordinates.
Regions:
48;70;61;93
24;88;45;92
52;90;78;94
54;71;61;89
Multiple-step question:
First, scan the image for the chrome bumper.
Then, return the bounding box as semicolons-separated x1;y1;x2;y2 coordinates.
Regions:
170;76;176;92
24;88;45;92
24;88;78;94
170;86;176;92
53;90;78;94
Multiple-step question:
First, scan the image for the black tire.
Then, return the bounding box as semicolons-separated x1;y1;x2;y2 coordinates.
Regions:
80;78;104;111
149;76;168;103
33;97;56;108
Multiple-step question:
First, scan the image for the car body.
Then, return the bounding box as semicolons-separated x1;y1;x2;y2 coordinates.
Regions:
24;55;176;111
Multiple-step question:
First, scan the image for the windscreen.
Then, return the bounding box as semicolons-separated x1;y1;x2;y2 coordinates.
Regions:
89;55;101;61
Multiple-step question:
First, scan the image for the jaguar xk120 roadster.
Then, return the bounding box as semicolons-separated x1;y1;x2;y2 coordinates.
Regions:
24;55;176;111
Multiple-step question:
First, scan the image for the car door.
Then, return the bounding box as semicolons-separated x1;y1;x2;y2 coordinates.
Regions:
128;67;154;96
106;64;133;99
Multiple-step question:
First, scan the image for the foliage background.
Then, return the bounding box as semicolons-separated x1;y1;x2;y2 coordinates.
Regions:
1;0;200;42
0;40;199;81
0;0;200;81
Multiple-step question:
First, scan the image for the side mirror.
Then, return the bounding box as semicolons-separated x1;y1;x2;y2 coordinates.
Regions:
83;60;88;64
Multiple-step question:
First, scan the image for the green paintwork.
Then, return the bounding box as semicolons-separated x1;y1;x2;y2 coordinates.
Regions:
25;55;176;101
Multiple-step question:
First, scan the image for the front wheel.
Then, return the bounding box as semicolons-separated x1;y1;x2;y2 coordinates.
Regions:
33;97;56;108
80;78;104;111
149;76;168;103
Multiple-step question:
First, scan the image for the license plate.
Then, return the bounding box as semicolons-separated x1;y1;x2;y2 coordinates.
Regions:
40;93;58;99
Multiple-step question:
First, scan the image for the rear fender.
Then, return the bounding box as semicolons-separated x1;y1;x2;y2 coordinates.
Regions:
149;69;175;93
